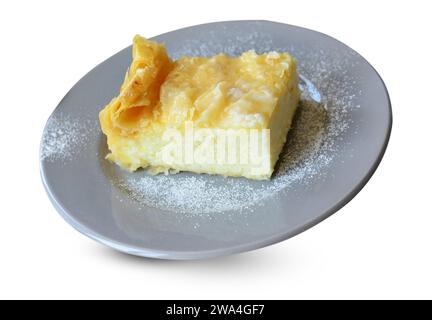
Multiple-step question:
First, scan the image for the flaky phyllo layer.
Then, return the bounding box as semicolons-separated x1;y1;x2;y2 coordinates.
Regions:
99;35;300;180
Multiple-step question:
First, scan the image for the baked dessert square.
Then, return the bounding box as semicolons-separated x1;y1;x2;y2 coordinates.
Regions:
99;35;300;180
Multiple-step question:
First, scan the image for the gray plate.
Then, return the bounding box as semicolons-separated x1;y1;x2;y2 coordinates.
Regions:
40;20;392;260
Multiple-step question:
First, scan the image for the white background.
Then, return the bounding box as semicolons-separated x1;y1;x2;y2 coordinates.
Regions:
1;0;431;299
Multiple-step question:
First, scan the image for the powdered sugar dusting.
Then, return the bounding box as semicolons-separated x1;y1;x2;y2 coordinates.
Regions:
41;113;98;162
171;30;276;59
41;25;360;214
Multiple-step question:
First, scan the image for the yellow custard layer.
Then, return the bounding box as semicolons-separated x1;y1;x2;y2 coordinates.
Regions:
99;35;300;180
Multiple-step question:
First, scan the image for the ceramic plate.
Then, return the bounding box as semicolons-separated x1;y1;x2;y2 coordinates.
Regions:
40;20;392;259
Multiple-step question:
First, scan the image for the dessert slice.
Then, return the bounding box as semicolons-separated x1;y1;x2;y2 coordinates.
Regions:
99;35;300;180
